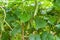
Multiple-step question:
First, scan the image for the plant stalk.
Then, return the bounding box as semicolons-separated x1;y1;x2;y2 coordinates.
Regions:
21;23;24;40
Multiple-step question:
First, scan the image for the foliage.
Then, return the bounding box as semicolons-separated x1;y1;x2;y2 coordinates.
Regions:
0;0;60;40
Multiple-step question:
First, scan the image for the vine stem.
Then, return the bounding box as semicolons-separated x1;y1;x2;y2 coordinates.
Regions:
21;22;24;40
0;6;13;30
1;6;6;21
34;0;38;16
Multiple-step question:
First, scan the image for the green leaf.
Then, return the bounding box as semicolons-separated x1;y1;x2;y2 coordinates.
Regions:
11;22;19;27
48;16;56;25
54;0;60;10
29;34;35;40
19;13;32;22
41;32;48;40
47;33;54;40
56;24;60;29
1;32;9;40
35;17;47;30
55;36;60;40
14;8;33;23
35;34;41;40
41;31;54;40
11;26;21;36
29;34;41;40
6;14;16;23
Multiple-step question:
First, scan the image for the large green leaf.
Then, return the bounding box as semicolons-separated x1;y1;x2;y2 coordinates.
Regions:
14;7;34;23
